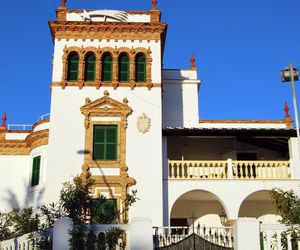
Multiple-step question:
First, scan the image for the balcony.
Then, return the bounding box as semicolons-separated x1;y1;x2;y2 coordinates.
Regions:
168;160;291;180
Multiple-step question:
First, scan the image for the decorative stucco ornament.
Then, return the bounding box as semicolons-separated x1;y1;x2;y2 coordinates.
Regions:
137;113;151;133
80;10;128;22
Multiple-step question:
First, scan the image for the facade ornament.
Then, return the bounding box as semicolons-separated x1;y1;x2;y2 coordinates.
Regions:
152;0;157;9
137;113;151;133
61;0;67;8
190;54;196;70
104;90;110;97
1;112;7;128
284;102;293;128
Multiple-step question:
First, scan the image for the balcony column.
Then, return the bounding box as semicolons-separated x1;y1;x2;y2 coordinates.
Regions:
227;158;233;179
288;138;300;178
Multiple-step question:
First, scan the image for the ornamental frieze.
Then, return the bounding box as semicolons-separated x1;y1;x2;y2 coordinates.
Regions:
0;129;49;155
49;21;167;41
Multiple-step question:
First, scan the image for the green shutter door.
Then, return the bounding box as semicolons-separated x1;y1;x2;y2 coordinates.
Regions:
31;156;41;187
93;125;117;160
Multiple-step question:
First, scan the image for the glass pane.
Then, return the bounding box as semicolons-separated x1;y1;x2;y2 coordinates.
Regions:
102;72;112;82
106;127;117;143
119;72;128;82
94;127;105;143
106;144;116;160
93;144;104;160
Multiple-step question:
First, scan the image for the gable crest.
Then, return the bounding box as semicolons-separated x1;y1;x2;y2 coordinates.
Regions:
80;91;132;129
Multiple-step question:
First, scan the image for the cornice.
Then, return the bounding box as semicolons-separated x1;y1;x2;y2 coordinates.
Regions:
51;81;160;89
49;21;167;41
0;129;49;155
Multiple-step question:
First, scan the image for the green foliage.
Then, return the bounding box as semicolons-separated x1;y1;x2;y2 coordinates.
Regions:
39;202;67;228
0;211;13;241
86;229;97;250
271;188;300;224
60;176;93;224
270;188;300;249
68;226;86;250
105;227;125;250
10;207;39;236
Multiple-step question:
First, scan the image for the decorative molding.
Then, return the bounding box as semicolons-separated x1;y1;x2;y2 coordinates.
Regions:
60;46;155;90
137;113;151;133
80;92;134;223
51;81;160;89
0;129;49;155
49;21;167;42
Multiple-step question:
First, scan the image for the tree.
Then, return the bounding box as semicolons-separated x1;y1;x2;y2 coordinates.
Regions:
270;188;300;249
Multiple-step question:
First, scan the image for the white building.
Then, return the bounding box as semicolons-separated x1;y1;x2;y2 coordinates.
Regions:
0;1;299;230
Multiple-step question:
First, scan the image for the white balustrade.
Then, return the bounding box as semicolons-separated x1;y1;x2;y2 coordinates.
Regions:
169;160;291;180
232;161;290;179
260;224;300;250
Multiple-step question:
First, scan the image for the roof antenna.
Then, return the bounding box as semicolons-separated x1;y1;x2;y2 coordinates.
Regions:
190;54;196;70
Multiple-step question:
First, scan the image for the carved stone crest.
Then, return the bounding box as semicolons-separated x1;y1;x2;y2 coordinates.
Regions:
137;113;151;133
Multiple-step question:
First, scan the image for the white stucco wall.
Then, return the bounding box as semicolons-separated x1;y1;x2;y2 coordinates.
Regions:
166;179;300;222
162;69;201;128
0;156;30;212
46;86;163;225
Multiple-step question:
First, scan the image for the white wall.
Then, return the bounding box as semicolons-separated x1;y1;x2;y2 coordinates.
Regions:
162;69;201;128
0;156;30;212
46;86;163;225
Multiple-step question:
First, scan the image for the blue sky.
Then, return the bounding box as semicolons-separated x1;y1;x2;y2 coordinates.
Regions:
1;0;300;124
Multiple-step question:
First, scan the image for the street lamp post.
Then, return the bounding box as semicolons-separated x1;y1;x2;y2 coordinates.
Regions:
281;64;300;156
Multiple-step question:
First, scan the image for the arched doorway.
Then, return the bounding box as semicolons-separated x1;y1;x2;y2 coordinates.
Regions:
170;190;228;227
238;190;280;223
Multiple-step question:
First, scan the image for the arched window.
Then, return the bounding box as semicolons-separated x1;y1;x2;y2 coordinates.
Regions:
67;52;79;81
102;53;113;82
84;53;96;81
135;53;146;82
118;53;129;82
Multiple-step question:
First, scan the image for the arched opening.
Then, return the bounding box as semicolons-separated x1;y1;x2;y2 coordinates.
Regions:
67;52;79;81
171;190;227;227
238;190;280;223
84;52;96;81
101;53;113;82
118;53;129;82
135;53;146;82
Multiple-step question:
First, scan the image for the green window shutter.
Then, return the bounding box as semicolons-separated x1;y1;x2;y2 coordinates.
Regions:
84;53;96;81
118;54;129;82
93;125;117;160
102;54;113;82
67;53;79;81
135;54;146;82
31;156;41;187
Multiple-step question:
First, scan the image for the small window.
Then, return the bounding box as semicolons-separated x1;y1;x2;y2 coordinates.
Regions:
67;53;79;81
118;54;129;82
84;53;96;81
102;54;113;82
93;125;117;160
91;199;117;224
135;54;146;82
31;156;41;187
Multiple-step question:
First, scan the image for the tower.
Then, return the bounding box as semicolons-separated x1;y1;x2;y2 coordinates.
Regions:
45;1;167;225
